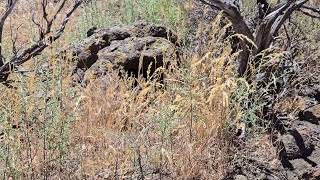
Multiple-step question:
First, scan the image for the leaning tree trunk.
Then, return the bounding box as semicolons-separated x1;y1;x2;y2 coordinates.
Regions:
199;0;316;77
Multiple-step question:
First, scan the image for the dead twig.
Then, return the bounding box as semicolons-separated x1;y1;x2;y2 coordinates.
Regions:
0;0;83;84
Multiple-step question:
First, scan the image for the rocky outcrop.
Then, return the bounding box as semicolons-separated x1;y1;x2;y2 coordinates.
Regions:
65;22;179;84
279;106;320;180
227;99;320;179
83;36;176;84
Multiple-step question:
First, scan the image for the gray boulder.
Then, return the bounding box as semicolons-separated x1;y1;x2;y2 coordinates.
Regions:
64;22;179;84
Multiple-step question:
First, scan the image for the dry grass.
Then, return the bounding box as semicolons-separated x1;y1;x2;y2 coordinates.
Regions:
68;16;238;178
0;1;238;179
0;0;319;179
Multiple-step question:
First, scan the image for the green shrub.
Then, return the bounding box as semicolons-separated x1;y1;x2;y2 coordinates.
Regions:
68;0;186;43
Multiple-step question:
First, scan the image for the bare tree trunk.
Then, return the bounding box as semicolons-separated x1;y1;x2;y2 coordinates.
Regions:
238;41;251;76
199;0;318;76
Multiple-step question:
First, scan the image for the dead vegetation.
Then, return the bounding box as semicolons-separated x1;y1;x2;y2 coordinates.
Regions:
0;0;319;179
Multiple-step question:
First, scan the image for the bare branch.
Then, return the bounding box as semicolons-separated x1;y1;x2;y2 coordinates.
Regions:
199;0;311;76
302;4;320;14
53;0;81;40
0;0;17;66
199;0;253;40
255;0;308;53
300;4;320;19
0;0;83;83
198;0;255;75
46;0;67;34
300;9;320;18
41;0;50;27
32;10;45;39
9;20;22;56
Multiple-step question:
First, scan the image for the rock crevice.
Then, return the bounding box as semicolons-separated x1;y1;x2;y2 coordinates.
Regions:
65;22;179;84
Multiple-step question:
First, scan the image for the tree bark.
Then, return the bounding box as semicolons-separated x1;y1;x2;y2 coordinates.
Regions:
199;0;311;76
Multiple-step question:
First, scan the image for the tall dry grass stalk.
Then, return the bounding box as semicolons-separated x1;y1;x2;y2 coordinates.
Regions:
4;0;319;178
0;51;76;178
69;14;238;179
0;4;239;177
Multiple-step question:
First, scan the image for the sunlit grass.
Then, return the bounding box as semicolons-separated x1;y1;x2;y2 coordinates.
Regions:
0;0;319;179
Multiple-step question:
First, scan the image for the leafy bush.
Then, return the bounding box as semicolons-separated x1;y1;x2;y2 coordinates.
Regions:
68;0;186;42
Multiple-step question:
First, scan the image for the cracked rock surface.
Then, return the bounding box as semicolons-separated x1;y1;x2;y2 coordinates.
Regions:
63;21;179;85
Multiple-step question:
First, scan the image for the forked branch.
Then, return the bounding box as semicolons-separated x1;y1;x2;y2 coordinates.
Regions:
199;0;312;76
300;4;320;19
0;0;17;67
0;0;83;83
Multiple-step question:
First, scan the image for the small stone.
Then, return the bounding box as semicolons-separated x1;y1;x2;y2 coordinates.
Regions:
281;134;303;159
234;175;248;180
300;165;320;180
299;104;320;124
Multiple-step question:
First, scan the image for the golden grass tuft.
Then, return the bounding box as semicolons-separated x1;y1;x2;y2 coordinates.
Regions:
68;15;238;178
1;0;319;179
0;2;238;177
